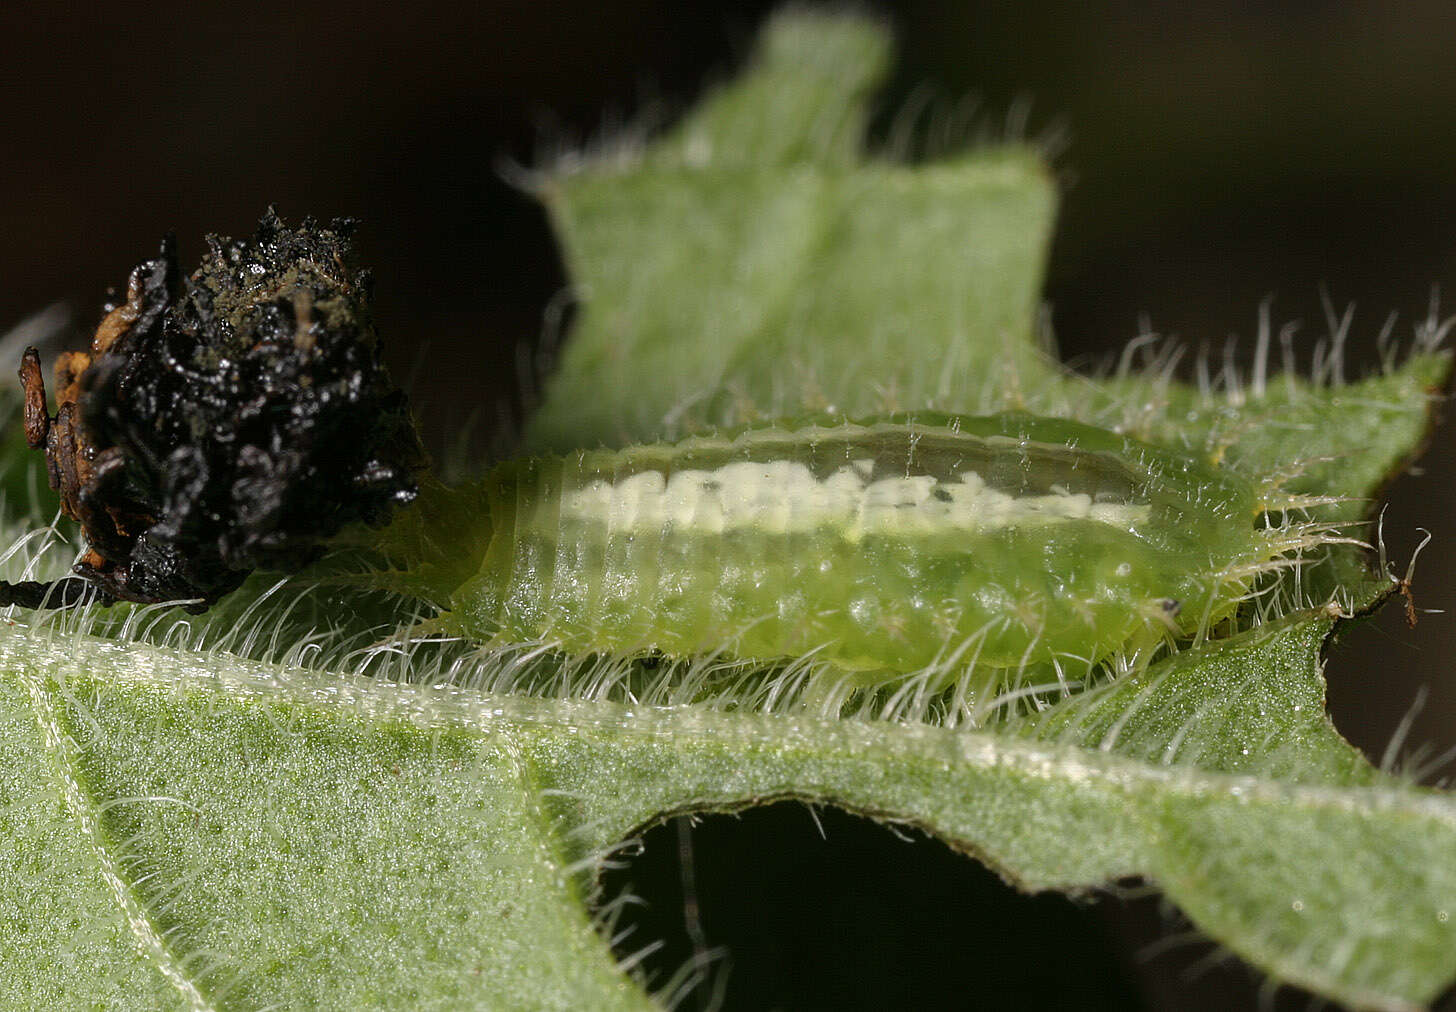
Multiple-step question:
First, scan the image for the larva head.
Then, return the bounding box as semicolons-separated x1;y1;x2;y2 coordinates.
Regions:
903;414;1268;670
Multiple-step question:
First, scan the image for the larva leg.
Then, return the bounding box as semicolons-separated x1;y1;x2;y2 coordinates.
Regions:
0;578;102;610
19;347;49;451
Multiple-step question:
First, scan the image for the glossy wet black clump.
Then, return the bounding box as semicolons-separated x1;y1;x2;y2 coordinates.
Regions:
7;209;425;611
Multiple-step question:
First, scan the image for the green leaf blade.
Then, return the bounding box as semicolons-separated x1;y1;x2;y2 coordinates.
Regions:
4;635;652;1011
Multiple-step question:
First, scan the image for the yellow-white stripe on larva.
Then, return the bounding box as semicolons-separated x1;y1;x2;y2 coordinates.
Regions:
560;462;1153;541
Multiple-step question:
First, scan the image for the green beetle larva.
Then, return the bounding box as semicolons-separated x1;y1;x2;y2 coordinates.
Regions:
422;413;1306;681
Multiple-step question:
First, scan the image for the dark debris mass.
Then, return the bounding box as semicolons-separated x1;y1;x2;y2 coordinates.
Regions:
8;209;425;611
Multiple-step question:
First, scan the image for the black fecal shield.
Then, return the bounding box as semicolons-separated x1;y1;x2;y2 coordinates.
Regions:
80;209;426;605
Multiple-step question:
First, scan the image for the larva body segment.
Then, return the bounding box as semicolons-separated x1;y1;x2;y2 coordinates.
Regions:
445;414;1264;677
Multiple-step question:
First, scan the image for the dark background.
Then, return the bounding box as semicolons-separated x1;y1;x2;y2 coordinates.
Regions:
3;3;1453;1008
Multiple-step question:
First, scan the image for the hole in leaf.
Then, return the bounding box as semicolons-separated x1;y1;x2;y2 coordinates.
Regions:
597;801;1359;1010
597;801;1139;1010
